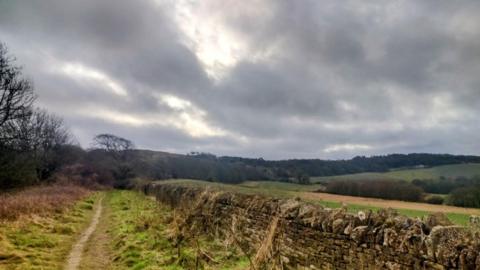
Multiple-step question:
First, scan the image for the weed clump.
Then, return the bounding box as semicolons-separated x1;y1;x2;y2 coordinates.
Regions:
51;225;75;235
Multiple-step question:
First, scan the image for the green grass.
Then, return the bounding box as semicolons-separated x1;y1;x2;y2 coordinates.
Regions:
0;192;100;269
161;179;324;199
385;163;480;181
157;179;475;226
239;181;323;192
106;190;249;269
161;179;299;198
312;172;402;182
312;163;480;182
444;213;472;226
290;197;476;225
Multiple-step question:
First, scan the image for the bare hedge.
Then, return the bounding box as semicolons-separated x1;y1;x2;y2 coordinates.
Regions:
326;179;424;202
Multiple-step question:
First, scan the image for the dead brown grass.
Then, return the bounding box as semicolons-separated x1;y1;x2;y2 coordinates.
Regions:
0;184;91;221
252;216;280;269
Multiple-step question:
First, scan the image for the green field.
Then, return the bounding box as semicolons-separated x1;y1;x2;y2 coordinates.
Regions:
160;179;310;198
157;179;479;226
312;163;480;183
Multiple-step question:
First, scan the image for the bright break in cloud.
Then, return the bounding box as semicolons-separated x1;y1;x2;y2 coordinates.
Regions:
0;0;479;159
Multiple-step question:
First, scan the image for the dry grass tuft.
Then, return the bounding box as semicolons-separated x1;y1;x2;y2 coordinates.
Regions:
0;184;91;221
252;216;280;269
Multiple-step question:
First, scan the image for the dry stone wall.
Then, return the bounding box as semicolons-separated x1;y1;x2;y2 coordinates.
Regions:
144;183;480;270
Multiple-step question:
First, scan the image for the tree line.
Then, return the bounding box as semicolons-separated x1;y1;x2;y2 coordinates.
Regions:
219;154;480;177
325;180;424;202
322;176;480;208
411;176;480;208
0;44;76;188
412;176;480;194
0;43;141;190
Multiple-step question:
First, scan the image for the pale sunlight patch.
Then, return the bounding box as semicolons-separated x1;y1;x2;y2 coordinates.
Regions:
323;143;372;153
167;0;275;80
156;93;226;137
79;96;226;138
172;0;244;79
60;63;128;96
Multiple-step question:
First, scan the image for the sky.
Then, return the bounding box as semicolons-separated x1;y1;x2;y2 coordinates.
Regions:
0;0;479;159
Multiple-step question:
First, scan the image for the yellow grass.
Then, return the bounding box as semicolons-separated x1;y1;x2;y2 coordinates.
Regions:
0;184;91;221
0;191;101;269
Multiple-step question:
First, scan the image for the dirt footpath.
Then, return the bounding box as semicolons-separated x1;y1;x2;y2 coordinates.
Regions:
65;196;104;270
79;196;112;270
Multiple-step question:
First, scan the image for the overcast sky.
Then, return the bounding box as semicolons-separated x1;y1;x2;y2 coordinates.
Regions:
1;0;479;159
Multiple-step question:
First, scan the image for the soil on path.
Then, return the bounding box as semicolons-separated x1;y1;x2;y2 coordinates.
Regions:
79;195;113;270
64;196;104;270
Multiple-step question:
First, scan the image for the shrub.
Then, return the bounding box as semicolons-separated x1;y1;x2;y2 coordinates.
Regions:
424;195;444;205
326;179;424;202
447;186;480;208
412;176;480;194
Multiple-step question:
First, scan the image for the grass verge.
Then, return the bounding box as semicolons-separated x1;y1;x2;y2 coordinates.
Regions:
105;190;249;270
0;191;100;269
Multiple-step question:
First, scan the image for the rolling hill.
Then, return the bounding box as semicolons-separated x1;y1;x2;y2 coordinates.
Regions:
312;163;480;182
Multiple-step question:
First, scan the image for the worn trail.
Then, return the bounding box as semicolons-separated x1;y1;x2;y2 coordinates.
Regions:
64;196;103;270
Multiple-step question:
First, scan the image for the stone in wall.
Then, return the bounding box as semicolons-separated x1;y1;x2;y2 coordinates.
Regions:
144;183;480;270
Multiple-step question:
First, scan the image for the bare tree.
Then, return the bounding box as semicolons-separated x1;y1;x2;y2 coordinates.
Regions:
31;110;72;179
1;108;74;184
0;43;36;129
92;133;134;153
1;109;70;150
91;134;135;185
0;43;76;187
30;110;71;151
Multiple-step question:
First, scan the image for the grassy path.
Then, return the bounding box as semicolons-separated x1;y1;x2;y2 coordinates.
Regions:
1;188;249;269
65;197;103;270
78;197;112;270
73;190;249;269
0;192;100;269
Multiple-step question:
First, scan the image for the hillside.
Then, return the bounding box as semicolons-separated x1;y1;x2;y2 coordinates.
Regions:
124;151;480;184
312;163;480;183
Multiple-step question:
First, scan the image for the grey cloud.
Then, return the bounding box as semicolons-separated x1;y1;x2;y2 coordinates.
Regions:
1;0;479;159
